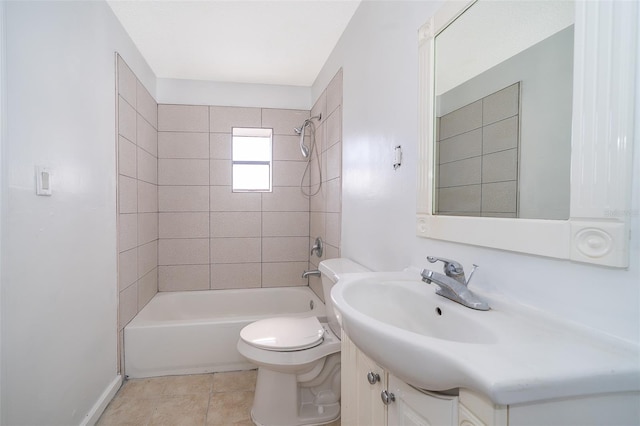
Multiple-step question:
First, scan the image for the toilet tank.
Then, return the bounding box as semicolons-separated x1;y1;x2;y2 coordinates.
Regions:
318;258;370;337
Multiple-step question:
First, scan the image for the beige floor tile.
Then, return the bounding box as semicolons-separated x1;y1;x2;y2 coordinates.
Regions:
206;391;253;425
148;394;209;426
160;374;214;395
212;370;257;393
97;393;156;425
117;377;168;399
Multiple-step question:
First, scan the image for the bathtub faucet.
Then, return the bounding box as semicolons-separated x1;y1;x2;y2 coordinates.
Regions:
302;270;321;279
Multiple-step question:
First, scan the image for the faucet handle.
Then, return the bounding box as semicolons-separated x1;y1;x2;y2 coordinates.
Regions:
426;256;464;276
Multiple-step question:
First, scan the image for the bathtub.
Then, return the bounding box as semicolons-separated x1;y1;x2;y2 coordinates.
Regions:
124;287;325;378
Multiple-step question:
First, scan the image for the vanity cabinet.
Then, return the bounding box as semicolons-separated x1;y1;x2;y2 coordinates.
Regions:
342;333;488;426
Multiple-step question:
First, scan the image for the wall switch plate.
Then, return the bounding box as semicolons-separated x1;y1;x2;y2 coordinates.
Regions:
35;166;52;196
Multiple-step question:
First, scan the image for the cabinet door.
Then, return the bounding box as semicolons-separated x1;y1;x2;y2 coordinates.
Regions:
341;331;359;426
388;374;458;426
355;344;387;426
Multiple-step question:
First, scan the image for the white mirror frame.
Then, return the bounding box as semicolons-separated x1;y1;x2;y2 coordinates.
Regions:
417;0;637;268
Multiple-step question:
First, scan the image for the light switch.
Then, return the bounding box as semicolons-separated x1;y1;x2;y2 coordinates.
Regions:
36;166;52;196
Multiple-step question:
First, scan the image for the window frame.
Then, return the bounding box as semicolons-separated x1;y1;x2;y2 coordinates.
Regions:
231;127;273;193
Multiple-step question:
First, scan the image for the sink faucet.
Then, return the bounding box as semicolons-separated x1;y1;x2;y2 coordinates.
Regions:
420;257;490;311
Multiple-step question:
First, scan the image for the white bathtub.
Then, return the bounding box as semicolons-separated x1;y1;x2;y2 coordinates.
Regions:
124;287;325;378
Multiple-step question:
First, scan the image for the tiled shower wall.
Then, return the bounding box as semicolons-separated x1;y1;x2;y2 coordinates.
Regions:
436;82;520;217
308;71;343;301
156;105;314;290
116;56;159;372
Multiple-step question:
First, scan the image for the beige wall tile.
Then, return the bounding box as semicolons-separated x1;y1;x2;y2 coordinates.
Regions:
159;186;209;212
118;175;137;214
325;213;341;247
326;69;343;115
210;263;261;290
138;240;158;278
437;185;481;213
482;149;518;183
138;181;158;213
159;265;210;291
439;157;481;188
137;269;158;310
159;238;209;265
137;81;157;129
159;159;209;185
158;104;209;132
137;147;157;184
482;116;519;154
210;186;261;212
210;237;261;264
118;136;137;178
262;186;309;212
273;135;306;161
482;181;517;213
262;212;309;237
138;213;158;245
315;122;325;156
262;237;309;262
308;275;323;301
209;133;231;159
262;262;308;287
483;82;519;125
210;159;231;186
311;90;327;125
439;128;482;163
272;161;307;187
261;108;309;135
210;212;261;237
309;185;326;213
159;212;209;238
325;142;341;181
158;132;209;159
325;108;341;149
118;248;137;292
118;96;136;143
119;283;138;330
440;100;482;140
119;213;138;252
325;178;341;213
324;243;340;261
137;113;158;157
117;57;136;107
309;212;325;241
210;106;261;133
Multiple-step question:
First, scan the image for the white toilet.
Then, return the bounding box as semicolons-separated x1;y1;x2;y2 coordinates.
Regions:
237;258;368;426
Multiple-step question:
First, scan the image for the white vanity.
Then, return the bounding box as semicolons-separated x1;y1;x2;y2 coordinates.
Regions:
333;272;640;425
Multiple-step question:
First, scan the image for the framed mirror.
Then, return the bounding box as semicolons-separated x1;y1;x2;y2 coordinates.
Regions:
417;0;637;267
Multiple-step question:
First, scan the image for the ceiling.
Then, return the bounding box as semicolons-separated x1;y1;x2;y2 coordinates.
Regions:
107;0;361;87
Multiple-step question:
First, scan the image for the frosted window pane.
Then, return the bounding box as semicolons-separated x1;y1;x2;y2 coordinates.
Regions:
233;137;271;161
233;164;270;191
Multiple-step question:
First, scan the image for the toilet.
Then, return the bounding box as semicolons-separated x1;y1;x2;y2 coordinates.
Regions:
237;258;369;426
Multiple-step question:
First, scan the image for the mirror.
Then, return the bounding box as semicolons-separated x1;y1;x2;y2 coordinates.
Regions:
433;1;574;219
417;0;636;267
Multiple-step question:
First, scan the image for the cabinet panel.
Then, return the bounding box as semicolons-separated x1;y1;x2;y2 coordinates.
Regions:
356;343;387;426
388;374;458;426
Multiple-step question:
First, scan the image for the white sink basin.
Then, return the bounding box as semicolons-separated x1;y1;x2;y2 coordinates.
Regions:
331;271;640;405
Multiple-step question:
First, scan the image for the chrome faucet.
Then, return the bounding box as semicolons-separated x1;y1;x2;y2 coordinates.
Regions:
420;256;489;311
302;270;321;279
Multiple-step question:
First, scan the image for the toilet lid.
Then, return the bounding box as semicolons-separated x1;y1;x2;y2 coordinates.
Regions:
240;317;325;351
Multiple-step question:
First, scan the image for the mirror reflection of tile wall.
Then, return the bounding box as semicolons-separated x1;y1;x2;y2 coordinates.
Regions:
436;82;520;218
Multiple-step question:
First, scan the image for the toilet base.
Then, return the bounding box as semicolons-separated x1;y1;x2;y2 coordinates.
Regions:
251;354;341;426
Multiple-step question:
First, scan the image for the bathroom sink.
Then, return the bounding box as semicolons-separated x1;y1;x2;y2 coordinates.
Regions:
331;271;640;405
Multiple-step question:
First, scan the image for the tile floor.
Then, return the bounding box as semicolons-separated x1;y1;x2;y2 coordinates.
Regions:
97;370;341;426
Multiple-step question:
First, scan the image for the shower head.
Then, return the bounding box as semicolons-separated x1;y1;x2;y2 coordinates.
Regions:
296;120;311;158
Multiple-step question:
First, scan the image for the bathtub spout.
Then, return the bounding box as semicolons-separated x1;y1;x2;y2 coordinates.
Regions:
302;270;321;279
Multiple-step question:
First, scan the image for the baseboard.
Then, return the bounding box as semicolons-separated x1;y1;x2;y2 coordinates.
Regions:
80;374;122;426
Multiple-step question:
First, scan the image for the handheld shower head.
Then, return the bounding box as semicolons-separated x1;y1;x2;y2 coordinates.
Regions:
297;120;310;158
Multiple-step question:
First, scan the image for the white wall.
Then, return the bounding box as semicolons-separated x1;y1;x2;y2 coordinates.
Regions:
1;1;155;424
313;0;640;344
156;78;311;110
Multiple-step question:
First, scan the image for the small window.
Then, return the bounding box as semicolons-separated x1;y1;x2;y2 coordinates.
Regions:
232;127;272;192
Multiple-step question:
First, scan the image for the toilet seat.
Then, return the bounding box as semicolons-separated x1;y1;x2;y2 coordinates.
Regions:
240;316;325;351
